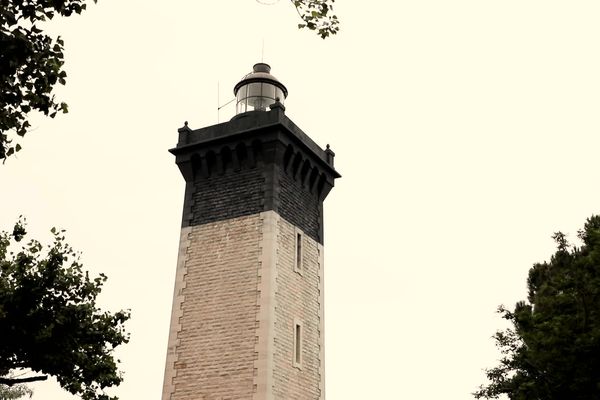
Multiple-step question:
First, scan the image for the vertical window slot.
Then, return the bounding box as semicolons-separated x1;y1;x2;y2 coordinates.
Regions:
296;232;303;273
294;321;302;368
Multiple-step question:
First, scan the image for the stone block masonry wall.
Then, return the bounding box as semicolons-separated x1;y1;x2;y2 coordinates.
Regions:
165;214;263;400
279;169;321;244
273;218;323;400
190;167;265;226
178;139;327;246
163;211;324;400
162;226;192;400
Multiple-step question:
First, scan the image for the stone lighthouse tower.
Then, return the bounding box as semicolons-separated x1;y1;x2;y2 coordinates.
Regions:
162;63;340;400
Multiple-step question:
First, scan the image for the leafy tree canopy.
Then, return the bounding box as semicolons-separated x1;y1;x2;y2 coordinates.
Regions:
475;215;600;400
0;219;129;400
0;0;98;159
292;0;339;38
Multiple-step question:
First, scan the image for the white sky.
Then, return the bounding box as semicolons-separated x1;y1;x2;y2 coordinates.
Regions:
2;1;600;399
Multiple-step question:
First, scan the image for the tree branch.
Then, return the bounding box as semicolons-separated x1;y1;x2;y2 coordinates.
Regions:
290;0;304;19
0;375;48;386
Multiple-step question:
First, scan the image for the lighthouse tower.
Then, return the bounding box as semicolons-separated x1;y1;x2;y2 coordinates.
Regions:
162;63;340;400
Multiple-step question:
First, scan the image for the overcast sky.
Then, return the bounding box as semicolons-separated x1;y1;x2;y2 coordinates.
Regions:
2;1;600;399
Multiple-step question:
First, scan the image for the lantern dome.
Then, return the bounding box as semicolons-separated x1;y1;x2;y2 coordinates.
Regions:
233;63;288;115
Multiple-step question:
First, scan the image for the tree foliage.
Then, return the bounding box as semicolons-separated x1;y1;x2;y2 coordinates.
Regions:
291;0;339;38
0;374;33;400
0;0;97;160
0;219;129;400
475;216;600;400
0;385;31;400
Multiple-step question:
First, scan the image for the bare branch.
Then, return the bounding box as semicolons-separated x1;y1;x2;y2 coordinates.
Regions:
0;375;48;386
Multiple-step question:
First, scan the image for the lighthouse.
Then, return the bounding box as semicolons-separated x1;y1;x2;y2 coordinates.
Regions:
162;63;340;400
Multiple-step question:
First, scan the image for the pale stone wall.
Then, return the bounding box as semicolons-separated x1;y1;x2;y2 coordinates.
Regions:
273;218;324;400
162;211;324;400
163;214;263;400
253;211;278;400
162;226;192;399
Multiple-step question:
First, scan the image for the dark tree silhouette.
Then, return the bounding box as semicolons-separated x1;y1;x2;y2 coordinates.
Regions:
476;216;600;400
0;219;129;400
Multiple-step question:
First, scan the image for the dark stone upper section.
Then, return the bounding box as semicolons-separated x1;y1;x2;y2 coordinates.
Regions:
190;167;265;226
279;169;321;243
170;107;340;244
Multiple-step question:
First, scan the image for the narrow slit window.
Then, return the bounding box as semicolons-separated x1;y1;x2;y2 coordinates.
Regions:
294;321;302;367
295;231;303;274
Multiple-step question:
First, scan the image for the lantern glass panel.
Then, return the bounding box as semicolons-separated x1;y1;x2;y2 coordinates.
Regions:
246;96;268;111
247;82;262;98
263;83;276;101
235;80;285;115
236;100;246;114
236;85;246;103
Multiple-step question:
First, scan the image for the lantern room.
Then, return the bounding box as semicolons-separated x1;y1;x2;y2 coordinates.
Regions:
233;63;288;115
